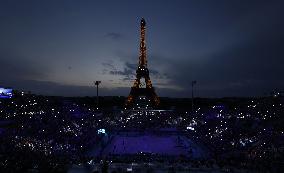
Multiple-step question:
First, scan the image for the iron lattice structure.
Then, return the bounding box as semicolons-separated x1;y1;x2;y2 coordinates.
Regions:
125;18;160;108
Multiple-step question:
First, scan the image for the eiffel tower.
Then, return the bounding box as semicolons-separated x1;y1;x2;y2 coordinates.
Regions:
125;18;160;108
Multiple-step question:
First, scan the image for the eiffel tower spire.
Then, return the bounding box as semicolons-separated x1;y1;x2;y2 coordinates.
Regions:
139;18;147;67
125;18;160;108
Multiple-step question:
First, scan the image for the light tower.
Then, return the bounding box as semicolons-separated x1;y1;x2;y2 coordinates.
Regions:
191;80;197;113
94;81;101;109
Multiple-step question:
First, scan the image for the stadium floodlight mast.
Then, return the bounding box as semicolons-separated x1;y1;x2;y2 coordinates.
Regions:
94;81;101;109
192;80;197;113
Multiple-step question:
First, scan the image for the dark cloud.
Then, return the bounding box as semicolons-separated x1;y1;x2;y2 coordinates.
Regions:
109;68;133;76
104;32;124;41
149;69;170;79
125;62;137;70
102;62;115;70
122;77;132;82
108;62;136;77
108;61;170;81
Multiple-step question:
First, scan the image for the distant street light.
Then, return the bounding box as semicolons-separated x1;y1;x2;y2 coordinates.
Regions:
192;80;197;113
94;81;101;109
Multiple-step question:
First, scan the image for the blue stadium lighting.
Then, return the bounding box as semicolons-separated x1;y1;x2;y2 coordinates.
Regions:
187;126;195;131
97;129;106;134
0;88;13;98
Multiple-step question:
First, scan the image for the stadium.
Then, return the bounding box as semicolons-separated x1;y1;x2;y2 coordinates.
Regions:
1;1;284;173
0;90;283;172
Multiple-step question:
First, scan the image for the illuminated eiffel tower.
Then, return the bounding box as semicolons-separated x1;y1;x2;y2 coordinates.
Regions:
125;18;160;108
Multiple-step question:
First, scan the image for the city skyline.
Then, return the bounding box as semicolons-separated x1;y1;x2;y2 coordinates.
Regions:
0;0;283;97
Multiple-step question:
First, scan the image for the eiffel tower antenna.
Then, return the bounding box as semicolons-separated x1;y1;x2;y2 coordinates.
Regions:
125;18;160;108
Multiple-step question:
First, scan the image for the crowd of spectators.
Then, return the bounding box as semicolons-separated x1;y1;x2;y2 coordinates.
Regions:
0;91;283;172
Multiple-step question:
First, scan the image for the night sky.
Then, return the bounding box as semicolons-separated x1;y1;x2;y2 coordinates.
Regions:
0;0;283;97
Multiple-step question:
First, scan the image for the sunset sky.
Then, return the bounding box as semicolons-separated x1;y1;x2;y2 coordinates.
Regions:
0;0;283;97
